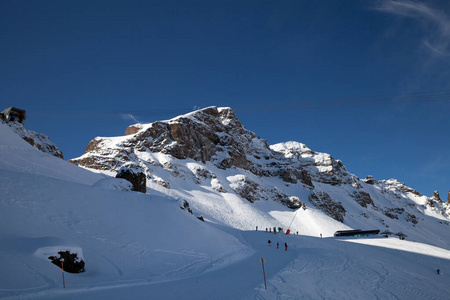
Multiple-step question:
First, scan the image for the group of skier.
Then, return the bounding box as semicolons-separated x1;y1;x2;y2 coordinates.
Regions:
267;240;288;251
256;226;286;234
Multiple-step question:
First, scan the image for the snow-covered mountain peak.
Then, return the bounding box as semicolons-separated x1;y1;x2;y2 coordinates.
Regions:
73;106;271;172
125;106;241;136
67;106;450;246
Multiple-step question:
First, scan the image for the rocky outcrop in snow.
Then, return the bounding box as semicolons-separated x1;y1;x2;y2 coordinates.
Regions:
2;120;64;159
270;141;352;186
116;163;146;193
351;191;374;208
308;191;346;222
431;191;442;202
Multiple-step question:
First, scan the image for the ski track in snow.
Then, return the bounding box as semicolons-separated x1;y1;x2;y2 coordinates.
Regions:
2;231;450;299
252;237;450;300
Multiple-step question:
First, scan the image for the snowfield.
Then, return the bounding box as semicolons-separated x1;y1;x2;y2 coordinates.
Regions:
1;122;450;299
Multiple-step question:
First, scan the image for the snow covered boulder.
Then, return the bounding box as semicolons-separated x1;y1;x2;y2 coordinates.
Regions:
116;164;146;193
93;177;133;191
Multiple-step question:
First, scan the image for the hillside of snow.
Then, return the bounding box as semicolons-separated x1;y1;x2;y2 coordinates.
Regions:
0;123;249;298
1;117;450;299
1;120;64;159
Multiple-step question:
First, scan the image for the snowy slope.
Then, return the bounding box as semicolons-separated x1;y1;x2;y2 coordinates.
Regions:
0;122;101;185
2;118;450;299
0;123;249;298
1;120;64;159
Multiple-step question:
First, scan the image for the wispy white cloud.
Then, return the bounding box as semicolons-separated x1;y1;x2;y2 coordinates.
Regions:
376;0;450;57
120;113;140;123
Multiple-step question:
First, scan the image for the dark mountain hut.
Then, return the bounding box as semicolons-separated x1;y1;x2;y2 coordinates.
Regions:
0;107;27;124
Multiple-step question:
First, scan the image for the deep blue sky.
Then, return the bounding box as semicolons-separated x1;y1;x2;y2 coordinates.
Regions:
1;0;449;198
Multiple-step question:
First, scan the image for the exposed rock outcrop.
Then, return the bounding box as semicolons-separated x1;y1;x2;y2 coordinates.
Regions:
363;175;376;185
308;191;346;222
281;168;314;187
351;191;374;208
432;191;442;202
230;176;262;203
2;120;63;159
116;164;146;193
124;107;270;170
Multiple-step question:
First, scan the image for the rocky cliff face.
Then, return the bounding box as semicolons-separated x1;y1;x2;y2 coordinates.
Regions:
70;107;351;187
73;107;272;173
2;120;63;159
69;106;450;230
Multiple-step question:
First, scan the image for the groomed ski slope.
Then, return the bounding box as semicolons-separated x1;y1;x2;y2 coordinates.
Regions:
7;233;450;300
1;122;450;299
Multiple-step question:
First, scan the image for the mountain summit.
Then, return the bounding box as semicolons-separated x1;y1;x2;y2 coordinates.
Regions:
72;107;272;173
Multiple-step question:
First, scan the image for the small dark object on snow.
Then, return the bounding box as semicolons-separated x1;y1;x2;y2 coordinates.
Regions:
285;242;288;251
197;216;205;222
181;200;190;210
268;240;272;246
49;251;85;273
180;200;193;214
437;269;440;275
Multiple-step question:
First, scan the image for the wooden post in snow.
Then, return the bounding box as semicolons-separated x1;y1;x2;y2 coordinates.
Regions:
61;261;65;289
261;257;267;290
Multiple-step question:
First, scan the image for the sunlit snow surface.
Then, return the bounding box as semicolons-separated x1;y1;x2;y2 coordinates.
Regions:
1;122;450;299
343;237;450;259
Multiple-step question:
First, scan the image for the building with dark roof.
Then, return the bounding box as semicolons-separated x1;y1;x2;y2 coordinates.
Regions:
0;107;27;124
